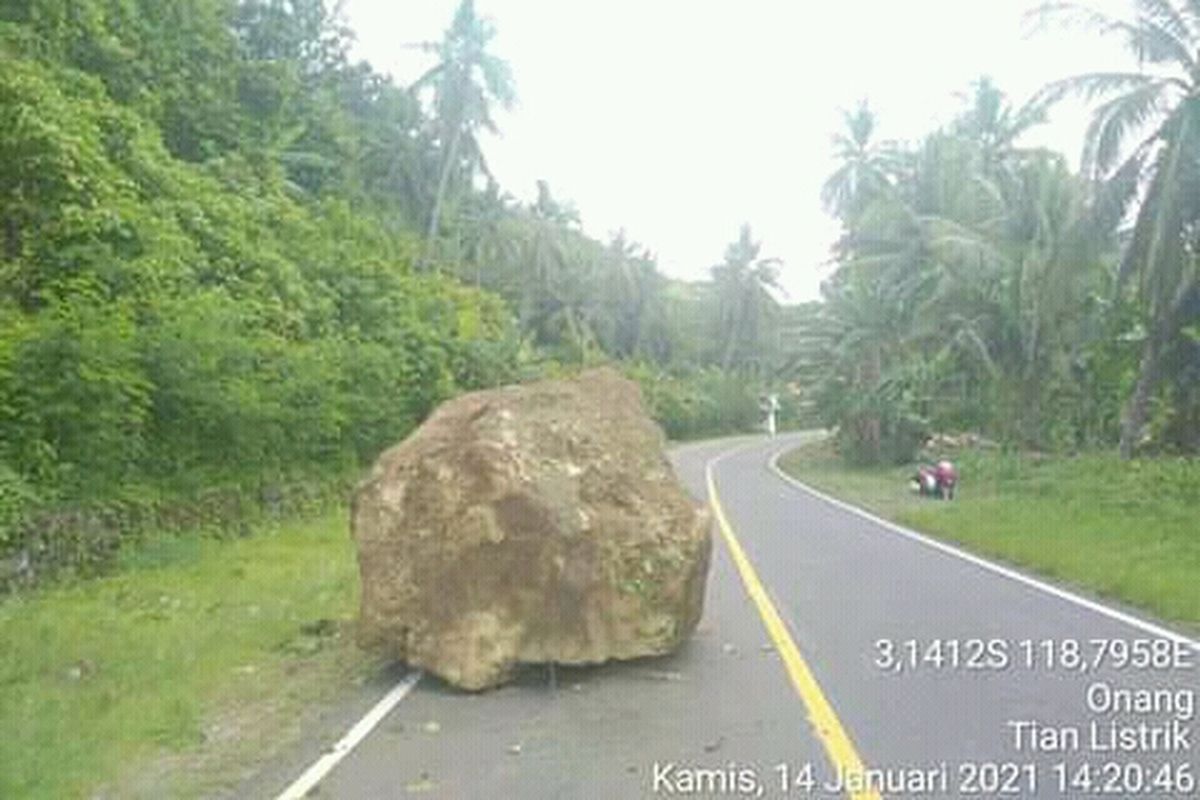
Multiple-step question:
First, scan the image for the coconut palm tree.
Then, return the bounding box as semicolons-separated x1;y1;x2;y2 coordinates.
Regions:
711;224;783;372
410;0;515;269
532;180;581;228
918;152;1113;443
599;230;663;359
1031;0;1200;457
951;76;1048;196
821;100;900;224
458;178;518;286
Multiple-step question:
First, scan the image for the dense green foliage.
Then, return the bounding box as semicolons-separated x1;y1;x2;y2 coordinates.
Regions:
7;0;1192;574
0;1;523;573
628;364;764;441
0;0;786;575
811;4;1200;465
812;89;1125;462
0;2;1196;790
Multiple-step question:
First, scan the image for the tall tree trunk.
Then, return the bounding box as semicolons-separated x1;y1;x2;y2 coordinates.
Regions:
1018;355;1044;448
1119;333;1161;460
720;291;745;370
1119;280;1193;459
422;126;465;271
1022;378;1043;448
864;342;882;463
1119;115;1193;457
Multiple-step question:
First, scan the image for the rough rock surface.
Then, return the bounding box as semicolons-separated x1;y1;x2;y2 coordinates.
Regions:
351;368;711;690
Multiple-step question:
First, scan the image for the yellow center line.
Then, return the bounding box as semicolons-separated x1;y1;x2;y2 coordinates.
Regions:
706;462;880;800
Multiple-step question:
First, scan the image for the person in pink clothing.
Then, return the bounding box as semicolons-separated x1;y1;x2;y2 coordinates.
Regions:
912;459;958;499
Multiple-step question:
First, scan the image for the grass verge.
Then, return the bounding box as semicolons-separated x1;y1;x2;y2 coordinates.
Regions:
0;508;382;799
777;439;1200;630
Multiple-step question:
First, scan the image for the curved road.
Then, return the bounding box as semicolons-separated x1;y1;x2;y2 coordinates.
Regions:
254;433;1197;799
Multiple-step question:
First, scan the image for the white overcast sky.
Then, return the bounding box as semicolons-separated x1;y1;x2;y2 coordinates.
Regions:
341;0;1134;301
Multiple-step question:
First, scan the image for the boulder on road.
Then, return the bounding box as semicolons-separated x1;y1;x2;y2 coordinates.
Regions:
351;368;711;690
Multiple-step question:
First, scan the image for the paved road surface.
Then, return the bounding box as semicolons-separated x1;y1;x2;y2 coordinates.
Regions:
255;434;1198;799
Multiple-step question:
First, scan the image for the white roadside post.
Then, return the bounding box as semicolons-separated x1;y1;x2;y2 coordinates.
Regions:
761;393;780;438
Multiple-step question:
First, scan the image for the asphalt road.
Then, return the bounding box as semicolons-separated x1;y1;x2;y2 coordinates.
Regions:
257;433;1198;799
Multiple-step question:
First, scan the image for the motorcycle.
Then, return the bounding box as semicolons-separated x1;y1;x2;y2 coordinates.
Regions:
911;459;957;500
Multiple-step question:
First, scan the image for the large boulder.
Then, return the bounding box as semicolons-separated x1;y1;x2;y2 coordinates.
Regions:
351;368;711;690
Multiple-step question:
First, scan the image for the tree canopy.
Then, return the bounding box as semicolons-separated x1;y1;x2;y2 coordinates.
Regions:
0;0;787;569
1;0;1197;578
809;0;1200;463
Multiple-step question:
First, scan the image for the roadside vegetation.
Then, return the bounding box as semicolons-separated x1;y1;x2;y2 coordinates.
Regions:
0;2;788;794
778;440;1200;629
0;0;1198;795
0;509;371;799
0;0;793;589
784;1;1200;634
808;0;1200;467
782;0;1200;632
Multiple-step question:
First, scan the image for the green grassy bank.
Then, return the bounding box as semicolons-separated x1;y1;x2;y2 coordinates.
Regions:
777;440;1200;630
0;509;377;799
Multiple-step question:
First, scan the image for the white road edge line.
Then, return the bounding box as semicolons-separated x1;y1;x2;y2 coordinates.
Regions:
275;670;423;800
271;435;757;800
764;446;1200;652
274;433;1194;800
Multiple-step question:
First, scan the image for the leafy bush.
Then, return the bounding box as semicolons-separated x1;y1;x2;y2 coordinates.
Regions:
0;43;523;577
834;410;929;466
629;365;765;440
0;290;151;494
818;372;929;466
0;462;39;554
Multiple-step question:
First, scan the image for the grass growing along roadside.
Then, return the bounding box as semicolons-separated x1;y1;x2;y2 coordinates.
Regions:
0;508;381;800
777;440;1200;630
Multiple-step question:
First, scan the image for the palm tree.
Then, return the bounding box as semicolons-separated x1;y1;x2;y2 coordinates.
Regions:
821;100;900;224
506;207;592;357
532;180;581;228
459;178;518;286
601;231;667;360
410;0;515;269
951;77;1048;196
816;265;927;462
1031;0;1200;457
819;107;918;462
821;92;1052;453
711;224;783;372
918;151;1113;443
